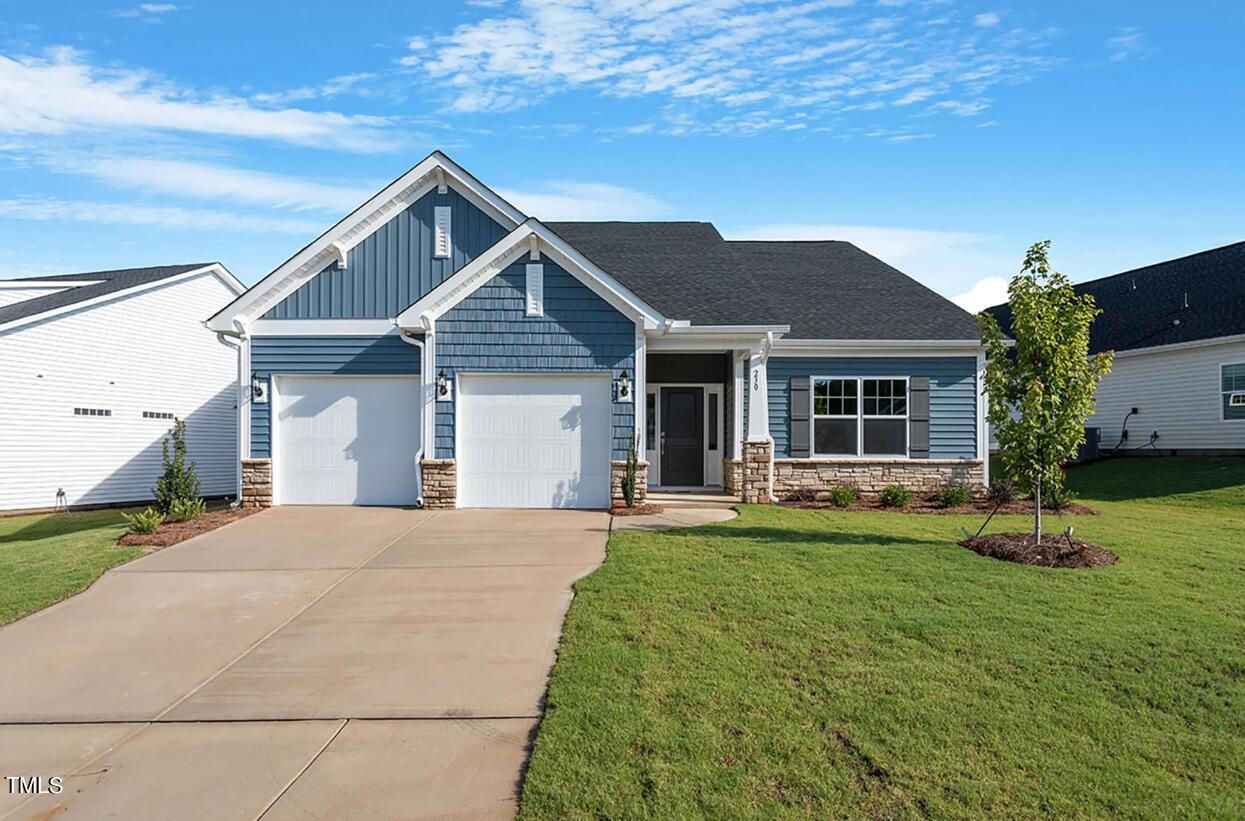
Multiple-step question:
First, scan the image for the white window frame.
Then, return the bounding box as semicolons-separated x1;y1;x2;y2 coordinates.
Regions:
1222;361;1245;422
810;376;910;458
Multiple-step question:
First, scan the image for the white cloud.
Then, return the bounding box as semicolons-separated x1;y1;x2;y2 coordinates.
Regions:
117;3;180;19
0;197;321;234
55;156;373;213
1106;27;1143;62
495;181;669;220
951;276;1009;312
974;12;1001;27
728;223;1016;303
407;0;1058;135
0;47;396;152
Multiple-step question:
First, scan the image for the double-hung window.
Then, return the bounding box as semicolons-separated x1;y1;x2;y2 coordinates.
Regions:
1223;363;1245;421
812;377;909;457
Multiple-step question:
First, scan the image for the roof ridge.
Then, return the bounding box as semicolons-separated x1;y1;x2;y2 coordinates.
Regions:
1074;239;1245;289
6;262;217;283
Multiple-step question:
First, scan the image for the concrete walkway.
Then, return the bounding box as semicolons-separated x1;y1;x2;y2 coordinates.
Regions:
0;507;608;820
611;507;738;531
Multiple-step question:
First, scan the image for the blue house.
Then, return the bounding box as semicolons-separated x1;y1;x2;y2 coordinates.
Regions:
207;152;987;509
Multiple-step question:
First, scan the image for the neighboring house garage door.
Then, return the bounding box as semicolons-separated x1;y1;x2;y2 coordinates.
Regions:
457;374;611;509
274;376;421;505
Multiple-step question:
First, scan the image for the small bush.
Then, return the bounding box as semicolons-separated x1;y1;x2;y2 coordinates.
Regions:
784;488;819;503
987;477;1017;505
122;507;163;534
1046;484;1079;511
154;418;201;514
935;482;973;508
168;497;207;522
827;485;857;508
880;484;911;508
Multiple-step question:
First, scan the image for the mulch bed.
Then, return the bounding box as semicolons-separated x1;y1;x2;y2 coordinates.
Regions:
782;498;1096;516
611;503;666;517
959;531;1118;568
118;507;260;549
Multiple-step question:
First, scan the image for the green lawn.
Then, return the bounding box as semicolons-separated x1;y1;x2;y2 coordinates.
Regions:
0;509;143;625
520;458;1245;819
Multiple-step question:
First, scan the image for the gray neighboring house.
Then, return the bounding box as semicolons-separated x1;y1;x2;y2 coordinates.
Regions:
207;151;988;510
986;241;1245;455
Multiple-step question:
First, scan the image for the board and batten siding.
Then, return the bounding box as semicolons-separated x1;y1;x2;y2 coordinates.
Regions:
249;335;421;459
767;357;979;459
1091;339;1245;452
0;272;239;511
263;187;506;320
434;257;635;460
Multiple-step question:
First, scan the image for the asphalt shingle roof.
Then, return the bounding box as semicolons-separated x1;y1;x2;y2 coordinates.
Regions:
546;221;979;340
985;241;1245;354
0;264;214;327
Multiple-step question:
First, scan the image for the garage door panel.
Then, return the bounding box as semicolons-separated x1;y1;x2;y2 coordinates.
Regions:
276;377;420;506
458;375;611;509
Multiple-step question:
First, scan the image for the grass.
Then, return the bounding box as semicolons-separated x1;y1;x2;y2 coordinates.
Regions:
520;458;1245;819
0;509;143;625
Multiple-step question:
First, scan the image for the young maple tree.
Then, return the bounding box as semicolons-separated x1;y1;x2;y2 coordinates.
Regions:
978;241;1113;543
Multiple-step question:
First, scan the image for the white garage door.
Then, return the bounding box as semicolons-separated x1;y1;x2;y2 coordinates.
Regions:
458;374;612;509
274;376;421;506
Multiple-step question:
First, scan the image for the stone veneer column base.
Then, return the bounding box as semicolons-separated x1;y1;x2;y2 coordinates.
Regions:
772;459;986;500
610;460;649;508
723;458;744;495
741;441;772;504
420;459;457;509
240;459;272;508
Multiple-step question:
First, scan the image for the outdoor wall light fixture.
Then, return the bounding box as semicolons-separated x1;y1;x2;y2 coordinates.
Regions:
617;370;632;402
251;373;268;404
437;370;451;400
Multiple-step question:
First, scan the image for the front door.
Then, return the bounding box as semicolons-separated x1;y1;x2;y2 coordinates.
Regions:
661;387;704;486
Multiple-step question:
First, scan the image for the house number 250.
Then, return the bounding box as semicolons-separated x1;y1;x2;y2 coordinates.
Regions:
752;370;760;391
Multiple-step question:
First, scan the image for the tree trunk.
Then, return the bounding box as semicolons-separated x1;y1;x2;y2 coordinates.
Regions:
1034;476;1042;545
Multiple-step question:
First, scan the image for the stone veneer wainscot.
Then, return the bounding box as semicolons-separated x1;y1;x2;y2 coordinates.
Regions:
240;458;272;508
772;458;984;498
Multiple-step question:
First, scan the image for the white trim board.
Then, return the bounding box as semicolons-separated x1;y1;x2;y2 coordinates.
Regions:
249;319;400;337
206;151;526;332
396;220;665;330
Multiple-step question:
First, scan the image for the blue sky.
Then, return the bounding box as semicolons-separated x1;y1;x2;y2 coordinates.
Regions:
1;1;1241;310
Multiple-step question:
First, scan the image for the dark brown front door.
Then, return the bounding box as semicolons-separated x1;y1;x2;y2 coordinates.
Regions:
661;387;704;486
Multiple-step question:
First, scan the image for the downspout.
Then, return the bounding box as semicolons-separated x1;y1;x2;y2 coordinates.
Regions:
762;330;779;503
210;319;248;507
399;328;426;507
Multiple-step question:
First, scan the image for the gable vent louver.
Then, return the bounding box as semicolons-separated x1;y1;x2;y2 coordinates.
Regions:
434;206;452;259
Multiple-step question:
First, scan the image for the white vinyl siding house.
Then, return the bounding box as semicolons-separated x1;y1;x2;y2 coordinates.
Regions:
0;265;243;511
1092;338;1245;453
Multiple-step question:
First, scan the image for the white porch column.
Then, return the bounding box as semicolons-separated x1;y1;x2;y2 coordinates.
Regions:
747;344;769;441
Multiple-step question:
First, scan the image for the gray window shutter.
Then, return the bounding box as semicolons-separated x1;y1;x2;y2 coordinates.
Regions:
790;376;810;458
909;376;930;458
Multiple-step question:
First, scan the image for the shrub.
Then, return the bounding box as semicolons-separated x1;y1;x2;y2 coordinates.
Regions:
1046;484;1079;511
785;488;819;503
621;435;639;508
168;496;207;522
154;417;201;514
880;484;911;508
987;477;1017;505
122;507;163;534
935;482;973;508
827;485;857;508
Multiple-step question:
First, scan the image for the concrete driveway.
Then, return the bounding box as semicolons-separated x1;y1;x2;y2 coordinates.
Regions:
0;507;608;820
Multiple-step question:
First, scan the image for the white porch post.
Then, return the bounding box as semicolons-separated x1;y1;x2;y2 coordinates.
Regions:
747;344;769;441
634;320;646;449
733;351;745;458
